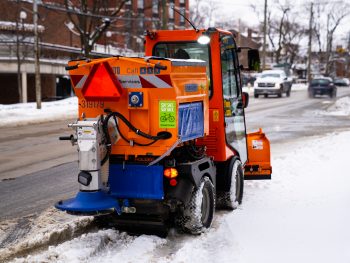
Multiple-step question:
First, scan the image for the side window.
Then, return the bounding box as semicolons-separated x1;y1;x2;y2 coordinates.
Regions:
221;49;235;96
220;37;239;99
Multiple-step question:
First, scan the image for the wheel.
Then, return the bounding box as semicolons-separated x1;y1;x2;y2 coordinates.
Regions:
330;90;336;98
254;93;259;98
286;88;291;97
277;85;283;97
175;177;215;234
264;94;268;98
216;158;244;210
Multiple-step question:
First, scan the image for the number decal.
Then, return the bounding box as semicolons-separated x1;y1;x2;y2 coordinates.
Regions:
79;100;104;108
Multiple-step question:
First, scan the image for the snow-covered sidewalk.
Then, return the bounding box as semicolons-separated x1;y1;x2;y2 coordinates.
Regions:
6;130;350;263
0;97;77;128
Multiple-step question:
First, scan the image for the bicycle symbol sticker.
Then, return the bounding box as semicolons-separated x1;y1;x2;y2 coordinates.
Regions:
159;101;176;128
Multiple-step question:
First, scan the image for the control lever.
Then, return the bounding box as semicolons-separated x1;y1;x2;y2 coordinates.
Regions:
59;135;77;146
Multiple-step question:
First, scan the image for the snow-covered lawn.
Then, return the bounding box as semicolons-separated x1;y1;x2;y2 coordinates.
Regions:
0;97;77;128
7;130;350;263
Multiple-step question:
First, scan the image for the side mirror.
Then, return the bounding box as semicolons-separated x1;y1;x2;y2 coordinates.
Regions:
248;49;260;71
242;92;249;108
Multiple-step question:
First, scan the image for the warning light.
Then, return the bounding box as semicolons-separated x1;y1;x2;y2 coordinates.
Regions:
169;179;178;186
164;168;178;178
82;62;123;101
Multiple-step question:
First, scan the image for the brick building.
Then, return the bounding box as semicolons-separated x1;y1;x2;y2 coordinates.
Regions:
0;0;189;104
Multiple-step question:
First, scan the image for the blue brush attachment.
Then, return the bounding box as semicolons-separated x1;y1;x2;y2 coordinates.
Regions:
55;190;121;215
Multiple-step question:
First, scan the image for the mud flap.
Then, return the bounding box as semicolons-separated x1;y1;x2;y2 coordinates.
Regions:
245;128;272;180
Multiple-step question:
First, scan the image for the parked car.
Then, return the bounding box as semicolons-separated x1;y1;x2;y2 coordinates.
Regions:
308;78;337;98
253;70;292;98
333;78;350;87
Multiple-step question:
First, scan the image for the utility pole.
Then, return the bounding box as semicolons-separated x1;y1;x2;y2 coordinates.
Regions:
307;2;313;83
262;0;267;70
16;0;22;103
161;0;167;30
33;0;41;109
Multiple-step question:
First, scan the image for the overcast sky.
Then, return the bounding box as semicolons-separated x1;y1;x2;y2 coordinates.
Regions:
190;0;350;48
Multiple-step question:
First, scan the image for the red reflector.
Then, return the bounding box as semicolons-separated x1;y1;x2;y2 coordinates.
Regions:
170;179;178;186
82;62;123;101
164;168;178;178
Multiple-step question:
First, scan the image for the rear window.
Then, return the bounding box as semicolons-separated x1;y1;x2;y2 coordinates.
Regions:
153;42;212;95
311;79;330;85
261;73;280;78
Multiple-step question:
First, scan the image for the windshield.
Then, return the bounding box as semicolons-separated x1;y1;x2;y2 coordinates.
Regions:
311;79;330;85
261;73;280;78
153;42;212;95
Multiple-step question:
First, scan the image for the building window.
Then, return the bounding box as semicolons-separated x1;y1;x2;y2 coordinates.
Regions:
180;7;185;23
152;0;158;14
168;5;174;19
179;0;185;3
137;0;144;9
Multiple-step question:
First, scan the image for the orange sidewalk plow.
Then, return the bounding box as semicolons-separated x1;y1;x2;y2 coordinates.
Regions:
245;128;272;180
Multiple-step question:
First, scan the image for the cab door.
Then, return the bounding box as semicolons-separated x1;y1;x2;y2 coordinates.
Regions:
220;35;248;164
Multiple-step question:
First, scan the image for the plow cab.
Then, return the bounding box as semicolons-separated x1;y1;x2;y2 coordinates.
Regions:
56;27;272;235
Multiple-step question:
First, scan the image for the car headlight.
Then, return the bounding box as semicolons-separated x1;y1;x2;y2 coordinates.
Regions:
275;83;280;88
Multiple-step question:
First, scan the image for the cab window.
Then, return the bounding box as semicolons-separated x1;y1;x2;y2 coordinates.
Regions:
153;42;212;95
220;35;239;99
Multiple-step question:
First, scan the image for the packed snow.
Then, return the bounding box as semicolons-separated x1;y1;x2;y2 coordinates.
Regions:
318;96;350;116
7;130;350;263
0;97;77;127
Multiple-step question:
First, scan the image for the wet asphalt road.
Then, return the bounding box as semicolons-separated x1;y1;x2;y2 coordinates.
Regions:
0;87;350;221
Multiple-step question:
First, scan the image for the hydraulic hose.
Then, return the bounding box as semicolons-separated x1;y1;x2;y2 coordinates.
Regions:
101;111;172;162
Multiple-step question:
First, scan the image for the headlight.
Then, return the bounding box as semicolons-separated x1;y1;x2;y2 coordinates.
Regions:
275;83;280;88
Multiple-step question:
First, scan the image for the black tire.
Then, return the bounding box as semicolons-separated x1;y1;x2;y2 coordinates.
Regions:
330;90;336;98
277;85;283;97
264;94;268;98
175;177;215;234
254;93;259;98
216;158;244;210
286;88;291;97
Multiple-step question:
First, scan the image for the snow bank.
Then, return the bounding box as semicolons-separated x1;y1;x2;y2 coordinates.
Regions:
8;131;350;263
0;208;93;263
318;96;350;116
0;97;78;128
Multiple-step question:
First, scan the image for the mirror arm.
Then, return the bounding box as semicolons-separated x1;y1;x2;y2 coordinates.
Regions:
237;46;253;53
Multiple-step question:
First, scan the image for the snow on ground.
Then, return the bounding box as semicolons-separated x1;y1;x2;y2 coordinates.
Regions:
316;96;350;116
291;83;308;91
0;208;93;263
8;130;350;263
0;97;77;128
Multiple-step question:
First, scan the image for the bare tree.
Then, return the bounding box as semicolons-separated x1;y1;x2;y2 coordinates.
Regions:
63;0;128;57
324;3;349;75
190;0;217;28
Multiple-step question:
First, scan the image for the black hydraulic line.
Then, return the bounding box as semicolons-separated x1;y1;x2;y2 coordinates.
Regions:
112;116;159;147
100;111;172;163
103;111;171;141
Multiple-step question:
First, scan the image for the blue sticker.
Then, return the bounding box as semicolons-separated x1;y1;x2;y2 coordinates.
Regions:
140;67;147;74
185;84;199;92
147;67;154;74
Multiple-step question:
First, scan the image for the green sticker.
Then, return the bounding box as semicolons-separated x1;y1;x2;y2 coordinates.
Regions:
159;101;176;128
